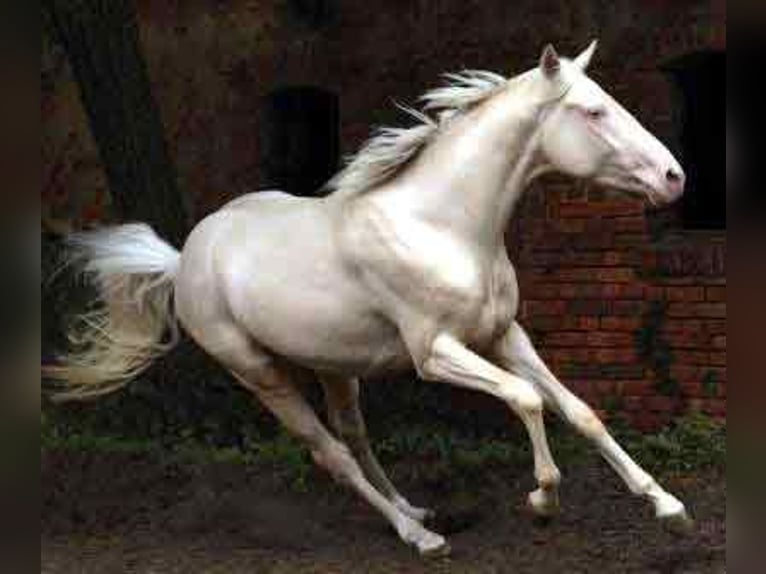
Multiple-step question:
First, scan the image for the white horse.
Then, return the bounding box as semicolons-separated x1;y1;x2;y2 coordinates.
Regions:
48;42;691;556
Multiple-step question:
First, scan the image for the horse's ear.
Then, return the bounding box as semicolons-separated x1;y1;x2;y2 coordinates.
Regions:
573;39;598;71
540;44;561;78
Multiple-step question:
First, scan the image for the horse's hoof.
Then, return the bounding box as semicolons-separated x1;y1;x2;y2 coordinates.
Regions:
526;488;560;520
402;520;450;558
660;509;696;536
419;538;451;559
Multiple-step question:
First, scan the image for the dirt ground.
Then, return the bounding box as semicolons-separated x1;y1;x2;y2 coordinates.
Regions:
41;449;725;574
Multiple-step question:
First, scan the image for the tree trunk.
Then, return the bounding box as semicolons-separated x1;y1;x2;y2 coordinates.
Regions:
44;0;190;246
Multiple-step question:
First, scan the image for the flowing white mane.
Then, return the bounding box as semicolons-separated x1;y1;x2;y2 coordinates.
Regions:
329;70;509;197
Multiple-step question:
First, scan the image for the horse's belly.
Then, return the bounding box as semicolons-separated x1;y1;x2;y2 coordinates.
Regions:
215;202;412;375
238;293;412;375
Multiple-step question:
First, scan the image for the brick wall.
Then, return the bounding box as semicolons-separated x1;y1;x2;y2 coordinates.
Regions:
511;178;725;430
43;0;726;429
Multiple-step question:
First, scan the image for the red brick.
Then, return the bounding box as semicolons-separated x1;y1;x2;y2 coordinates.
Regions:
543;332;585;347
594;348;638;364
588;250;641;267
550;267;635;283
604;251;641;266
593;380;616;395
611;216;647;233
598;267;638;282
667;302;726;319
674;350;712;365
586;331;635;347
702;399;726;418
644;318;713;336
641;251;658;269
527;282;646;300
686;398;705;412
646;396;677;413
662;330;710;349
604;283;646;299
706;286;726;302
670;365;700;382
530;315;600;332
657;277;697;286
633;412;663;432
611;301;648;316
643;286;665;300
557;199;645;219
523;300;567;316
524;283;560;299
670;365;727;385
618;380;653;396
568;300;611;316
665;286;705;302
661;319;704;334
548;349;591;364
600;316;641;331
705;320;727;335
546;348;638;365
601;364;646;379
622;396;645;411
680;380;703;396
568;380;596;399
551;218;588;233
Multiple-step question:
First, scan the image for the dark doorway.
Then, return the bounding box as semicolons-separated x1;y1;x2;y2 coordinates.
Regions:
259;86;339;197
664;51;726;230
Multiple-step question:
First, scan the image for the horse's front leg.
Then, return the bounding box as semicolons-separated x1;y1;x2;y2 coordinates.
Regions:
418;332;561;515
495;321;693;533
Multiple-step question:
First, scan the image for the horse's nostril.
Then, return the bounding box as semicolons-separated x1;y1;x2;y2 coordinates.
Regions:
666;168;682;183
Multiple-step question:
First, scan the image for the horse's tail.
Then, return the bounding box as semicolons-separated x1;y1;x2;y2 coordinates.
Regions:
45;223;182;400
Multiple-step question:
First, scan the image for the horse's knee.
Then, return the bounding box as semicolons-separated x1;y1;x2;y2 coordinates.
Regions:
520;390;544;415
503;382;543;416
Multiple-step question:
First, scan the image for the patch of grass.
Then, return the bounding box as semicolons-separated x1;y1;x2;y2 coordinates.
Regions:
42;410;725;492
622;410;726;475
42;415;157;455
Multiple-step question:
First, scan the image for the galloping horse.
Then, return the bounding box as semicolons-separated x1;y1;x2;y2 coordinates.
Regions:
48;42;691;556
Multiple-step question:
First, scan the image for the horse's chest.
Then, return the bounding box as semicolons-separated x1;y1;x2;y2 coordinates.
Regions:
416;253;517;350
345;206;519;349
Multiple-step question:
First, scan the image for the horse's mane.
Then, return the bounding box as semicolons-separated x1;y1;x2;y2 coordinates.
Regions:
328;70;509;197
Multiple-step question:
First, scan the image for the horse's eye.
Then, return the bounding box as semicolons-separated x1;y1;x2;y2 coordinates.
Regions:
585;107;606;120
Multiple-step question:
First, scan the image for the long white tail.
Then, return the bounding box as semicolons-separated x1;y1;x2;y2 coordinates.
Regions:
45;223;182;400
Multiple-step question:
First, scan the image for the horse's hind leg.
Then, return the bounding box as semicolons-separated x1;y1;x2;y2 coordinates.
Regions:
320;375;434;522
200;325;449;556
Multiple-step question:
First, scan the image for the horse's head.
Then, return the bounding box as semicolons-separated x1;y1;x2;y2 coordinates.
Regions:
537;41;685;206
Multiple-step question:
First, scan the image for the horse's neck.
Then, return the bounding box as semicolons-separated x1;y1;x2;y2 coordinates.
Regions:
374;85;546;250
